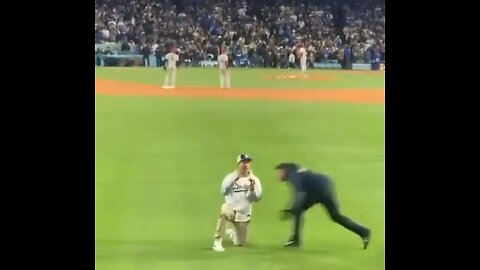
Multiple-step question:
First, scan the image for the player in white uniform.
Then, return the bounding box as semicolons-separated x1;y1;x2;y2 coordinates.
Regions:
162;47;179;89
217;46;231;89
298;44;307;73
212;154;262;252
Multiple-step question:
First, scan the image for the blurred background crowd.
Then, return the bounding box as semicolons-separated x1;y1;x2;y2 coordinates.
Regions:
95;0;385;67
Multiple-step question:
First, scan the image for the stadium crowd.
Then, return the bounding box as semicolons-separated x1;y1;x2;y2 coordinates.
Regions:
95;0;385;67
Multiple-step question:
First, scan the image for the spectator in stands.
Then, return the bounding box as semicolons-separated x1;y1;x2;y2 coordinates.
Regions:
155;43;164;67
121;41;131;52
342;1;385;64
288;50;295;69
308;50;315;68
338;46;345;68
247;44;255;67
141;43;152;67
94;0;385;68
96;47;103;66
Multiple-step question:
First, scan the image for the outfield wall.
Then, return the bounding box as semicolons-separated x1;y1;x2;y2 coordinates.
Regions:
95;52;384;70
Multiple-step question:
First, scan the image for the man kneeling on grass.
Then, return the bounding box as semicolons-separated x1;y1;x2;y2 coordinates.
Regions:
212;154;263;252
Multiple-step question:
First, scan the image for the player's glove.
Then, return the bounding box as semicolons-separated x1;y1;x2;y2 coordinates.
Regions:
249;179;255;191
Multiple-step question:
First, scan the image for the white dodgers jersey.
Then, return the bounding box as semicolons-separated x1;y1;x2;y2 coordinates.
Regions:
165;52;179;69
218;53;229;70
221;171;262;219
299;47;307;60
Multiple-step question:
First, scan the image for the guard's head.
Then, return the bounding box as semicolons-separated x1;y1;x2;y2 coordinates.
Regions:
236;153;252;172
274;162;299;181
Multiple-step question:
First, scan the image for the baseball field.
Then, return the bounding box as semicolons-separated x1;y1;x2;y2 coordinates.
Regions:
95;67;385;270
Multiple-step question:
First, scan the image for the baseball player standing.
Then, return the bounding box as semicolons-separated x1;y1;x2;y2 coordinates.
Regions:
298;44;307;74
162;47;179;89
217;46;231;89
212;154;262;252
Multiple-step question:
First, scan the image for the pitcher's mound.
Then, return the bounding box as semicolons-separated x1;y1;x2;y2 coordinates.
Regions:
266;74;337;82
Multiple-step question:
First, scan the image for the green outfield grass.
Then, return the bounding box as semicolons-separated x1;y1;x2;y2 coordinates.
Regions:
95;67;385;270
95;67;385;89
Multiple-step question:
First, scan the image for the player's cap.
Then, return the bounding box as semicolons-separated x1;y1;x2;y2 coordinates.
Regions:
237;154;252;164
